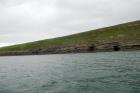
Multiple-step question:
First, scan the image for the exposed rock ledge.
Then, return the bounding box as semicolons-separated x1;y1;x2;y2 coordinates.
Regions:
0;41;140;56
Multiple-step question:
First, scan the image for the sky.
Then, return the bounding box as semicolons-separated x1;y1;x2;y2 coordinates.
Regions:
0;0;140;47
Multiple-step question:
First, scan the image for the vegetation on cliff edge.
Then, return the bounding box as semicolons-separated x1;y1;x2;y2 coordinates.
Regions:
0;20;140;52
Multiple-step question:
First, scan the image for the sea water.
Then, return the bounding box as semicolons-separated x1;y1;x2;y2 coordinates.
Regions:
0;51;140;93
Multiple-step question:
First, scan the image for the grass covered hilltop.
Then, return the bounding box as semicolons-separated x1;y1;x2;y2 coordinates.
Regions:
0;20;140;56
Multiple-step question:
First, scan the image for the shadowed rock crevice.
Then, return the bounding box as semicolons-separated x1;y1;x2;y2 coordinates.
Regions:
88;46;95;51
113;45;120;51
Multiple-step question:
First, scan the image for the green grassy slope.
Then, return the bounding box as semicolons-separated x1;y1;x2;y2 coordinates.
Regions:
0;20;140;52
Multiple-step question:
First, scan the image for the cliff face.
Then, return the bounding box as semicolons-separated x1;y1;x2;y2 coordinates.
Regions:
0;40;140;56
0;20;140;56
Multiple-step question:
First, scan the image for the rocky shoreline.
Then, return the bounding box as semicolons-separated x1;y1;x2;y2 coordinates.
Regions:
0;41;140;56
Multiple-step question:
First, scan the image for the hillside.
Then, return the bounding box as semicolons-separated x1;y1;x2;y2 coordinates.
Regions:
0;20;140;55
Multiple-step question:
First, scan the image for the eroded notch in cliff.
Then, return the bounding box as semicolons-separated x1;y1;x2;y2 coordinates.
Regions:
113;45;120;51
88;45;95;51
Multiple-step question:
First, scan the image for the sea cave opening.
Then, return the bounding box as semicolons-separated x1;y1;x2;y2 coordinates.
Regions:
88;46;95;51
113;45;120;51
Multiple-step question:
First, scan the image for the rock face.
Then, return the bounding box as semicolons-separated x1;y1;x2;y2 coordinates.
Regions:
0;20;140;56
0;40;139;56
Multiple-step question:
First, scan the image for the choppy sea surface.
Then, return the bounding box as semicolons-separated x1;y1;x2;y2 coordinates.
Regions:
0;51;140;93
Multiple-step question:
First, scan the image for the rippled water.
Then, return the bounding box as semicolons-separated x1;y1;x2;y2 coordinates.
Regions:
0;51;140;93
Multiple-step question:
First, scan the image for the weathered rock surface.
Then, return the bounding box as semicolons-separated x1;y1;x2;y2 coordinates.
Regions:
0;40;140;56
